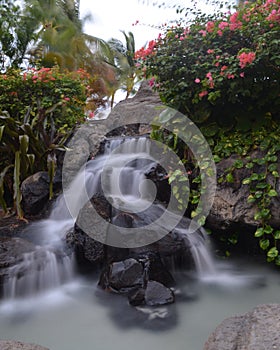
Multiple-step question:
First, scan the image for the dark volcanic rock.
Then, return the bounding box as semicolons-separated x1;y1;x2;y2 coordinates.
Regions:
145;281;174;306
0;236;37;296
106;258;144;292
21;171;61;216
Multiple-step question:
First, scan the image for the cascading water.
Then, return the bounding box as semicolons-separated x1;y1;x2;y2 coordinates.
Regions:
2;135;221;300
1;134;275;350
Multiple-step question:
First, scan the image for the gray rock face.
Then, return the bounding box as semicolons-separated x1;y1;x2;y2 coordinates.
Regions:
207;152;280;232
204;304;280;350
0;340;49;350
62;81;162;187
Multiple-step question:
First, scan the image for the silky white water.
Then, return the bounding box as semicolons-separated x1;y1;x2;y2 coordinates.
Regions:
1;135;280;349
0;259;279;350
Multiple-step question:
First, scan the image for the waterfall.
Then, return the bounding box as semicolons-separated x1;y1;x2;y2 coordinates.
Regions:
2;135;219;300
3;248;73;299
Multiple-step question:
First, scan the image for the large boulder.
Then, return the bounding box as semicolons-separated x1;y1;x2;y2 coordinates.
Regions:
21;171;62;216
204;304;280;350
0;340;49;350
208;152;280;230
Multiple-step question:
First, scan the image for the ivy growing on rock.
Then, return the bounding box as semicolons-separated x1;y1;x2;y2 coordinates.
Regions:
135;0;280;264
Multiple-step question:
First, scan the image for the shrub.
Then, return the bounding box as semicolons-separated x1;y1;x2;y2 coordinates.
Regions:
0;67;90;217
136;0;280;130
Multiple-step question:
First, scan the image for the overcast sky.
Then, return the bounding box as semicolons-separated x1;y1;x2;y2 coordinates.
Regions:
80;0;235;50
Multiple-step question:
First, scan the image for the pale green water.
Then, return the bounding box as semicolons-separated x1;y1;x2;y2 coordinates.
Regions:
0;259;279;350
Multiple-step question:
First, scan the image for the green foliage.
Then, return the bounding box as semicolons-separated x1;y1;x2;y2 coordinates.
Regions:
136;0;280;265
0;67;89;217
0;0;36;69
136;0;280;129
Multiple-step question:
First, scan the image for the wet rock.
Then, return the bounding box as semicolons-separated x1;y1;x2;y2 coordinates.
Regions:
66;226;104;270
145;281;175;306
21;171;61;216
102;258;144;292
0;340;49;350
128;287;145;306
203;303;280;350
0;237;37;297
0;237;36;268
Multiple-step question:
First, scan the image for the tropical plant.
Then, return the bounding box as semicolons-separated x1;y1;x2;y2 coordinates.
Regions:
99;31;141;107
135;0;280;130
0;0;36;70
21;0;105;71
0;67;89;217
135;0;280;264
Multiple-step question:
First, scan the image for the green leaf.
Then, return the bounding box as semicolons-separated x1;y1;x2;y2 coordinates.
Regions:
233;159;243;169
264;225;273;234
158;109;176;123
267;247;278;259
274;230;280;240
19;135;29;155
213;155;221;163
242;178;251;185
250;173;259;181
226;173;234;183
197;215;206;226
256;182;268;189
254;227;264;238
0;125;5;142
247;194;256;203
268;189;278;197
259;238;270;250
13;151;23;218
245;162;253;169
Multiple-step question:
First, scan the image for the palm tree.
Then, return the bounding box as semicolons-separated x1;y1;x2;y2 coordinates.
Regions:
100;31;140;107
23;0;106;71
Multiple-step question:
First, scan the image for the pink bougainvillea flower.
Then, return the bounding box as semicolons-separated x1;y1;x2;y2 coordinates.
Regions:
240;72;245;78
199;30;207;37
206;21;215;33
199;90;208;98
194;78;201;83
207;49;214;54
227;74;235;79
218;21;229;30
238;51;256;68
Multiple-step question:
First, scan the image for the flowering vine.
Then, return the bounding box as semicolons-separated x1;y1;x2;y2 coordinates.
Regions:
135;0;280;128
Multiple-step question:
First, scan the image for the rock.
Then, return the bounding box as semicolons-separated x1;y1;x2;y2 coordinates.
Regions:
66;225;104;270
0;340;49;350
0;237;36;269
102;258;144;292
128;287;146;306
62;80;162;185
207;152;280;232
145;281;174;306
21;171;61;216
203;304;280;350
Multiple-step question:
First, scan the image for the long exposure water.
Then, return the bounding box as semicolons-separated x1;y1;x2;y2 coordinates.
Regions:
1;136;280;349
0;259;280;350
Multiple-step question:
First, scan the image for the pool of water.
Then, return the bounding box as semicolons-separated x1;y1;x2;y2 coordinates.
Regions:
0;258;279;350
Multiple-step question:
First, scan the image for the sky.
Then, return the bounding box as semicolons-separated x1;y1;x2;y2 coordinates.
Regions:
79;0;235;50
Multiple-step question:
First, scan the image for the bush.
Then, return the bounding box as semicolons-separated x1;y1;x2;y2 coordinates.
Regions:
0;67;90;217
136;0;280;130
135;0;280;265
